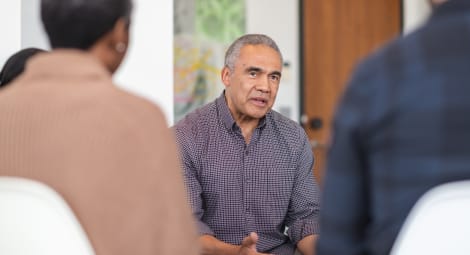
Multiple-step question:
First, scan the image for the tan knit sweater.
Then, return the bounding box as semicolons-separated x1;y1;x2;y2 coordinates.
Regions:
0;50;198;255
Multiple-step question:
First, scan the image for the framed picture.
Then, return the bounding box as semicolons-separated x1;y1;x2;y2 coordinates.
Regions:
173;0;246;122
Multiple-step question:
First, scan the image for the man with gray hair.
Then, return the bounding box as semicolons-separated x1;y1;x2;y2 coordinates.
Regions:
174;34;320;255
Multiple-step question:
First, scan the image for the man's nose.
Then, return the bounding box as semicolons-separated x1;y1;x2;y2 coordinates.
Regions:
256;76;270;93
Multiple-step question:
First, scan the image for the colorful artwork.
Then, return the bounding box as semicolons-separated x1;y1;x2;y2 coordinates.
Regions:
174;0;245;122
195;0;246;44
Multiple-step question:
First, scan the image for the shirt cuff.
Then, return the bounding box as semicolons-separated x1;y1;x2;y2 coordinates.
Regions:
197;220;215;236
287;219;320;244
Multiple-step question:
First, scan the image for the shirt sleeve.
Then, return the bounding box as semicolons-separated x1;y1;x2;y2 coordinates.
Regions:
173;124;215;236
285;130;321;244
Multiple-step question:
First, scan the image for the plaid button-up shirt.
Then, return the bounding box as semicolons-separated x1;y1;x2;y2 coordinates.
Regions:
318;1;470;254
174;93;320;254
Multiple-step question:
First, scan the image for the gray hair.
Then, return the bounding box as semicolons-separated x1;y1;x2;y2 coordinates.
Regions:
224;34;283;71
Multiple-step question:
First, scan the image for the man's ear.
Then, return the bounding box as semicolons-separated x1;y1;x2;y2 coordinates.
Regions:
221;66;231;88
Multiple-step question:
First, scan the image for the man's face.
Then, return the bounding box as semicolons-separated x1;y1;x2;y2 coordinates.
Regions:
222;44;282;122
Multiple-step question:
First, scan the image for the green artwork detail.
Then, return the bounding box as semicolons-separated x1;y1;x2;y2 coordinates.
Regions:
174;0;245;122
196;0;245;43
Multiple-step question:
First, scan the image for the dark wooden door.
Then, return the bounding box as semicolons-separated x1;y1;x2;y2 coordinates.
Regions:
301;0;402;184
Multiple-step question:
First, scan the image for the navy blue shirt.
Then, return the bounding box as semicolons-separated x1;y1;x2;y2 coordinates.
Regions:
174;93;320;254
317;1;470;254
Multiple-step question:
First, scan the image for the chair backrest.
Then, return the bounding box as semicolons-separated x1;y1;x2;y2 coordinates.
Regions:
0;176;95;255
390;180;470;255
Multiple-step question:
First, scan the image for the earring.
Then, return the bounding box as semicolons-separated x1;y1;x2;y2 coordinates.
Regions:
115;42;126;53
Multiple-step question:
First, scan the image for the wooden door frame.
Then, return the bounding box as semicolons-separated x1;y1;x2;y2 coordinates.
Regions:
299;0;403;183
299;0;404;121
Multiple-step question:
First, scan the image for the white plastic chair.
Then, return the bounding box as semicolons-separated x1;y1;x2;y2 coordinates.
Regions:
0;176;95;255
390;180;470;255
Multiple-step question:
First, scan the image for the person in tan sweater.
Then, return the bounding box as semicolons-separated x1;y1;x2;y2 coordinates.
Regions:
0;0;198;254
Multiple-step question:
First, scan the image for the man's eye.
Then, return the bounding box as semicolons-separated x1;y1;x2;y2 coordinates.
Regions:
249;71;257;77
270;75;280;81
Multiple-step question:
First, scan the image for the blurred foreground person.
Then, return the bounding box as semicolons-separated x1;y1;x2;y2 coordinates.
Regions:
0;0;197;254
317;0;470;254
0;47;45;88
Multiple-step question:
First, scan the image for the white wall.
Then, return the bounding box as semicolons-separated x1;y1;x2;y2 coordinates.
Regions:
1;0;175;125
403;0;433;34
114;1;174;124
246;0;300;122
0;2;21;66
21;0;49;49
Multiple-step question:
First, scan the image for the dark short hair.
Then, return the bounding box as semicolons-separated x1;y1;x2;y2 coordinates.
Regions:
0;48;45;88
41;0;133;50
224;34;283;71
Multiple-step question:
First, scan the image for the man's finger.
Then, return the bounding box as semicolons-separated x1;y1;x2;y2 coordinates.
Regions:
241;232;258;249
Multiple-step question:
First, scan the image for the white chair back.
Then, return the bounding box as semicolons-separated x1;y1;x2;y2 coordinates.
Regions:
0;176;95;255
390;180;470;255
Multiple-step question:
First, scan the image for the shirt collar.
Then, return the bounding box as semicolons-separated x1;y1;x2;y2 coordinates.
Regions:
216;91;269;131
